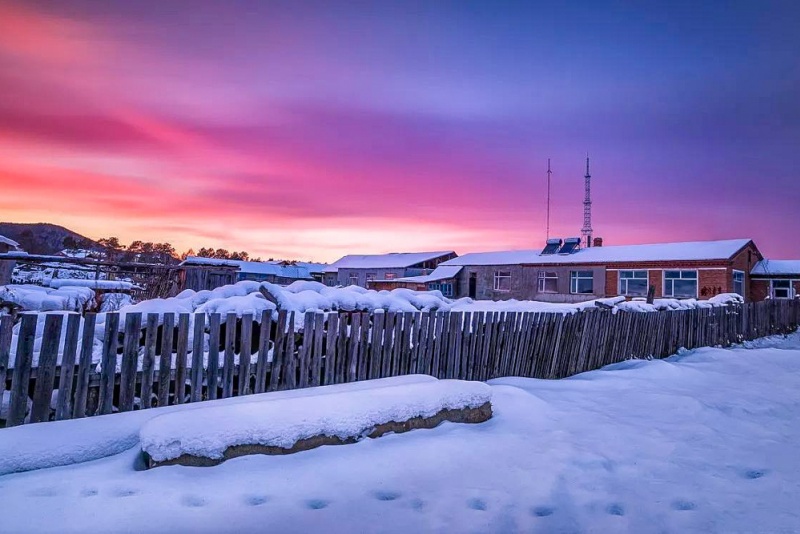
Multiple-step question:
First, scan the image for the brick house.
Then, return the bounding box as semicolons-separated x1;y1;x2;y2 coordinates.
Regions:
750;260;800;300
439;238;764;302
323;251;456;288
370;265;463;297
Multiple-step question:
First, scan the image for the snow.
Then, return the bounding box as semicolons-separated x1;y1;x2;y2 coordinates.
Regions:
323;251;454;273
48;279;139;290
0;284;95;312
181;257;327;280
141;380;492;462
2;334;800;532
0;375;437;476
395;265;463;283
0;234;20;249
442;238;753;266
751;259;800;276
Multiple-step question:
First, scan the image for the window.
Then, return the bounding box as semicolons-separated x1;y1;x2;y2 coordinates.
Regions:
348;272;359;286
365;273;376;286
570;271;594;294
537;271;558;293
771;279;792;299
619;270;648;296
384;273;396;280
429;282;453;297
493;271;511;292
664;270;698;298
733;270;745;297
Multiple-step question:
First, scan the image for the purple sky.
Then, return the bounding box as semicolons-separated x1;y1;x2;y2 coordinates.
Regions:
1;0;798;261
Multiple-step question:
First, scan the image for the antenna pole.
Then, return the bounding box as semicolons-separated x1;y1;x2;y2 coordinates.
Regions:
546;158;552;240
581;155;593;248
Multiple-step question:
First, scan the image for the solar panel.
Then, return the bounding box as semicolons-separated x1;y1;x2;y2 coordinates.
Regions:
541;238;562;255
558;237;581;254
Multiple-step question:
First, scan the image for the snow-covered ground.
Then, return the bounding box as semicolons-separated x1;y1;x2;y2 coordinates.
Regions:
2;333;799;533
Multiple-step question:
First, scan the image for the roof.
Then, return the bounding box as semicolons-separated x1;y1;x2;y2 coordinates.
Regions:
182;257;318;280
0;234;20;249
751;260;800;276
395;265;463;283
442;239;754;267
324;251;455;273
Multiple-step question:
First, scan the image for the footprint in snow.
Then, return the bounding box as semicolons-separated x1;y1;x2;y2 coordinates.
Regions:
112;488;138;498
410;498;425;511
743;469;768;480
467;498;488;511
606;503;625;516
244;495;269;506
306;499;330;510
373;490;401;502
531;506;555;517
671;499;696;511
181;495;206;508
80;488;99;497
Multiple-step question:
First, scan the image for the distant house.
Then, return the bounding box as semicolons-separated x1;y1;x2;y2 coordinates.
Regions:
180;257;327;290
440;238;764;302
750;260;800;300
0;234;21;285
323;251;457;288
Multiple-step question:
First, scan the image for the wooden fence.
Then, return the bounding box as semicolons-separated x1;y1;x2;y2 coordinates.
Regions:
1;299;798;427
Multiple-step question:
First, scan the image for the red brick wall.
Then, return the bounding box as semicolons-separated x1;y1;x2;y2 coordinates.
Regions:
648;270;662;298
605;270;618;297
698;269;728;299
751;280;770;301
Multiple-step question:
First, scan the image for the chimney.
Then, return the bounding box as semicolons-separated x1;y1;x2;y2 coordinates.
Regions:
593;237;603;247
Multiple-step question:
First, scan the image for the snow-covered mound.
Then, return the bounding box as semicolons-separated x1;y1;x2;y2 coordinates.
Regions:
48;279;140;291
140;379;493;463
0;375;438;476
0;284;95;312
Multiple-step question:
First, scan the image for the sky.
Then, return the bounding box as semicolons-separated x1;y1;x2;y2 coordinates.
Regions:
0;0;798;262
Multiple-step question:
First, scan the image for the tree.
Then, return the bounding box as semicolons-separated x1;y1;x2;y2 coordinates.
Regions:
62;236;78;250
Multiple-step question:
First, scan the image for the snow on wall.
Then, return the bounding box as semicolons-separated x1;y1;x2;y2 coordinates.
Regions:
140;379;492;462
0;375;438;476
49;279;140;290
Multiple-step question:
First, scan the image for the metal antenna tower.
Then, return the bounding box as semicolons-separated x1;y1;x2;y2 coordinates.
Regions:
581;155;593;248
546;158;552;240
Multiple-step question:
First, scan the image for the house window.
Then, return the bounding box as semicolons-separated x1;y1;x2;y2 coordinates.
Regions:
733;270;745;297
348;273;359;286
429;282;453;297
384;273;396;280
771;279;792;299
537;271;558;293
664;270;698;298
365;273;376;286
493;271;511;292
619;270;648;296
570;271;594;294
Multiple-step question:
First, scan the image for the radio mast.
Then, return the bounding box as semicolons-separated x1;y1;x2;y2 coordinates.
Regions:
546;158;552;240
581;156;593;248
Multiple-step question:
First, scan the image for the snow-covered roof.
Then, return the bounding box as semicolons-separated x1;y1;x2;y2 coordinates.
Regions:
0;234;20;249
395;265;463;284
182;257;317;280
324;251;455;273
442;239;753;267
751;260;800;276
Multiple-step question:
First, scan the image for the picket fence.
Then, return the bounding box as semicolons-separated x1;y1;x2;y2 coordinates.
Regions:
1;299;798;427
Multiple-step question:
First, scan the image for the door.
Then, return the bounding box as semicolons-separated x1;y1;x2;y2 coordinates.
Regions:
468;273;477;299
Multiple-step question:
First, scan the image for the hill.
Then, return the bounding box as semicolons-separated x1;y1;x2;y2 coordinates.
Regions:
0;222;100;255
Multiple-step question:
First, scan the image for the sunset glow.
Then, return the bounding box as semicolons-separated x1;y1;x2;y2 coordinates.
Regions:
1;1;798;261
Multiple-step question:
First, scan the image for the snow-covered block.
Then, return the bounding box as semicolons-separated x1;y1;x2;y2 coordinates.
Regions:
141;379;493;467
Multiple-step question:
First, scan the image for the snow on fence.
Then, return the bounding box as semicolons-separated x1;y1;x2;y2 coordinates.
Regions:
1;299;798;427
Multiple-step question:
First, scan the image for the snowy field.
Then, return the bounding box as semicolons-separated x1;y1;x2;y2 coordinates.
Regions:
1;334;799;533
